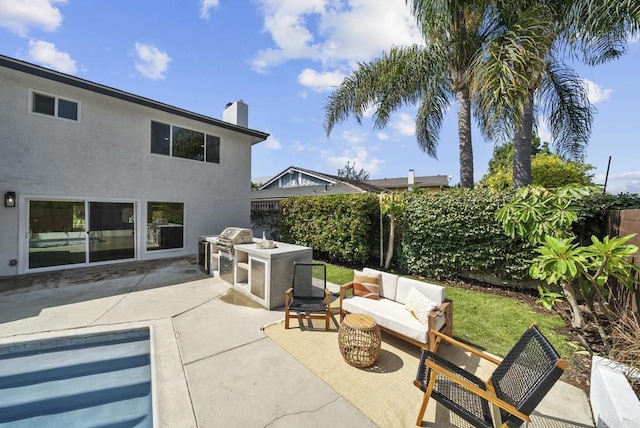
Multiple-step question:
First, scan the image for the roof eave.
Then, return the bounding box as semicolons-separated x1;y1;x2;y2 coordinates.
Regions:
0;55;269;143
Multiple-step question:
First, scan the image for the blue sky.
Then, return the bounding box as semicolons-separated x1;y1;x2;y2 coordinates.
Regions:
1;0;638;193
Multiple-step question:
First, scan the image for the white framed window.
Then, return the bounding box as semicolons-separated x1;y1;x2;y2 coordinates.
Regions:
150;120;220;164
29;89;81;122
146;201;185;251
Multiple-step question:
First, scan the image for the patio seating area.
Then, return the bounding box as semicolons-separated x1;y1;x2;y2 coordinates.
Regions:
0;257;595;427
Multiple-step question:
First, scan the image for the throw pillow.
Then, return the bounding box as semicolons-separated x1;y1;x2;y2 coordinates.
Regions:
352;270;381;300
404;287;438;326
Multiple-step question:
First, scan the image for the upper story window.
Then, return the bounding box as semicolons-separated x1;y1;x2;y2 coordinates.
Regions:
151;121;220;164
30;90;80;121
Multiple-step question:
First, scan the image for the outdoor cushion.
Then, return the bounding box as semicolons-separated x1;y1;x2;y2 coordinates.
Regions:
353;270;380;300
404;287;438;326
395;277;445;306
363;267;398;300
342;296;446;345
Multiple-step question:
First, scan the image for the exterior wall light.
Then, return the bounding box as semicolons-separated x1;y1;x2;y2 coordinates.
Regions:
4;192;16;208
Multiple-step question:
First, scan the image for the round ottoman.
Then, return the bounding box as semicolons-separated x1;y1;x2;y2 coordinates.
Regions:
338;313;382;368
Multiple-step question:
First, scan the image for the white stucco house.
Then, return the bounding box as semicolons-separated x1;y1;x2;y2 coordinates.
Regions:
0;54;268;277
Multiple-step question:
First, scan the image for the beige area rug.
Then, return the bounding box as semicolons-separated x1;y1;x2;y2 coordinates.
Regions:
263;311;500;428
264;312;594;428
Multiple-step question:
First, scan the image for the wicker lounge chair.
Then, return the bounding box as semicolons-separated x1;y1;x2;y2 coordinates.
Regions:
414;325;567;427
284;262;331;330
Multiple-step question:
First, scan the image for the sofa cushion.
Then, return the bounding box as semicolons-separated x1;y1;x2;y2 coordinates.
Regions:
395;277;445;306
353;270;380;300
363;267;398;301
404;287;438;326
342;297;446;345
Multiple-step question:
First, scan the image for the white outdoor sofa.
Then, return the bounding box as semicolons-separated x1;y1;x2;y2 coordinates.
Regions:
339;267;453;349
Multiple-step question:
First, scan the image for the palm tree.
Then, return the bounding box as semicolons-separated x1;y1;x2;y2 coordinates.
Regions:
324;0;491;189
473;1;594;188
475;0;639;189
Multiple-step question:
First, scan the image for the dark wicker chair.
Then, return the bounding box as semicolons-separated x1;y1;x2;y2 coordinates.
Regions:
284;262;331;330
414;326;567;427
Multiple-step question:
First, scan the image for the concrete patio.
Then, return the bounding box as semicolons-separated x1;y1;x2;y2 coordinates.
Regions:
0;257;374;427
0;257;595;427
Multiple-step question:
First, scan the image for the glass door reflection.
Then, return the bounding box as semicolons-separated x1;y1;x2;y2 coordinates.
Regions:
88;202;135;263
28;200;86;269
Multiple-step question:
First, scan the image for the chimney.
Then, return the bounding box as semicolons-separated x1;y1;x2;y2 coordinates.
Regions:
223;100;248;127
408;169;415;191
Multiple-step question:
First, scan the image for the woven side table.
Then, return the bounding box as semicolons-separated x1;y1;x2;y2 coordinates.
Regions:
338;313;382;368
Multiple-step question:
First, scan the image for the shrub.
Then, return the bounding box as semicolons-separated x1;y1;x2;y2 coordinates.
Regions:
279;193;379;265
397;188;534;282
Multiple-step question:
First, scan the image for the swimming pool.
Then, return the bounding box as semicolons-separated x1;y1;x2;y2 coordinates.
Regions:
0;328;153;427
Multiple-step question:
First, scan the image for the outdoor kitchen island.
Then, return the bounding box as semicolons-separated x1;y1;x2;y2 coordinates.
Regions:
208;237;312;310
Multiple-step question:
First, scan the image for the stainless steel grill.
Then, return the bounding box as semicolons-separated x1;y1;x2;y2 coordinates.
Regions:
215;227;254;254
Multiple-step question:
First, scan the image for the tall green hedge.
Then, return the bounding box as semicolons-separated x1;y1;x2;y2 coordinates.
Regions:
279;193;379;265
396;188;535;281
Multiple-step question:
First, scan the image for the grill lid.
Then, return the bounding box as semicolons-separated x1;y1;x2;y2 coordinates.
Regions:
217;227;254;244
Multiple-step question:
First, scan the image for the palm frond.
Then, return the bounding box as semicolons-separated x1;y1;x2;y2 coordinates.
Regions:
323;45;448;139
472;1;556;141
537;59;594;160
415;77;452;157
565;0;640;65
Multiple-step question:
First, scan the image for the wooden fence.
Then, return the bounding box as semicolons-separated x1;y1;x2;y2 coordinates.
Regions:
606;209;640;313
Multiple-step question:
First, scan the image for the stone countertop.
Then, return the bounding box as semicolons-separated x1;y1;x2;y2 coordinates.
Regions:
233;240;312;259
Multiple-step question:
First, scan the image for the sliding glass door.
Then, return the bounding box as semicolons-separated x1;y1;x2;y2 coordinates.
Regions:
88;202;135;262
28;199;136;270
28;200;87;269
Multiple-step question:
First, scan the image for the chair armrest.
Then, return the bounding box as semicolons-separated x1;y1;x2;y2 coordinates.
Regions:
339;281;354;300
430;330;502;366
425;358;530;423
285;288;292;306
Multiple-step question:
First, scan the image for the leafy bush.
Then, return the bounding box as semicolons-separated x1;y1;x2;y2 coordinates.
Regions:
397;188;534;282
279;193;379;265
250;209;279;240
574;192;640;244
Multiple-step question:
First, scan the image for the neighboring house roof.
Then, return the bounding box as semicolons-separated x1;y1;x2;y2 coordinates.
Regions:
0;54;269;144
252;166;385;201
258;166;385;193
251;183;370;201
367;175;449;190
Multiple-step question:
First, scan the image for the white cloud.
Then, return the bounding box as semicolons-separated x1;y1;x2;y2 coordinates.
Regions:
297;68;345;92
322;145;383;175
340;130;365;144
199;0;219;20
362;103;377;118
594;171;640;194
264;136;281;149
134;42;171;80
390;113;415;136
536;116;553;144
251;0;422;72
27;40;76;74
0;0;66;36
376;132;389;141
581;78;612;104
292;140;316;152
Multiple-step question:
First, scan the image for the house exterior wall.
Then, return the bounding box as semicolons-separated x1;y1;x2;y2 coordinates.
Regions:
0;64;259;276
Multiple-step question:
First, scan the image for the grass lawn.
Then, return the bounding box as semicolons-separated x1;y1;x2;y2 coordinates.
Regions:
322;261;572;360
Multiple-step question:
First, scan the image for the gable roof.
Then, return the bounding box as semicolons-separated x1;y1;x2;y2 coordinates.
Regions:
258;166;385;193
367;175;449;189
0;54;269;144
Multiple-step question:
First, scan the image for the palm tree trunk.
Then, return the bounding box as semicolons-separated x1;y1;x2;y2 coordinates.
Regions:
513;93;534;188
457;87;474;189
